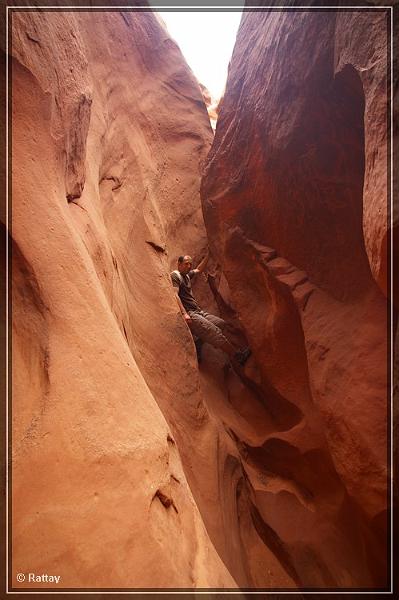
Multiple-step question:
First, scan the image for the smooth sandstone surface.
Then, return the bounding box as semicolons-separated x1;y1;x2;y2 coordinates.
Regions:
202;8;389;588
11;9;235;589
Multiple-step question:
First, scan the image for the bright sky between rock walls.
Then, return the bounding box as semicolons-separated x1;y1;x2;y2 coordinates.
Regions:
155;9;244;101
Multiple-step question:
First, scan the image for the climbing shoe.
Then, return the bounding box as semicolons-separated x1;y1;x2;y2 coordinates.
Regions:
234;347;252;366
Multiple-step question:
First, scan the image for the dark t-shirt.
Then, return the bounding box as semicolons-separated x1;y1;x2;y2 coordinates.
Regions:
170;269;200;312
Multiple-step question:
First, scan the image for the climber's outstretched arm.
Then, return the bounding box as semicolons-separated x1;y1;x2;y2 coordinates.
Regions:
193;249;209;274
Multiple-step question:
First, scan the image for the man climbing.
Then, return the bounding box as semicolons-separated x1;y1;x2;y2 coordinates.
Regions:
170;252;251;366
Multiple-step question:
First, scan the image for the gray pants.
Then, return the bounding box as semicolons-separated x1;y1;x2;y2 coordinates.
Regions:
187;309;229;350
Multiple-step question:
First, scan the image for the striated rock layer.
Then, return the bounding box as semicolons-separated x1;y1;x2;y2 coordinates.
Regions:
202;7;390;589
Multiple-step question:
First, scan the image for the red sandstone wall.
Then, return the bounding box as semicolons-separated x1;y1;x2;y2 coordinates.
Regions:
11;6;391;592
11;7;300;591
11;9;235;589
202;8;389;588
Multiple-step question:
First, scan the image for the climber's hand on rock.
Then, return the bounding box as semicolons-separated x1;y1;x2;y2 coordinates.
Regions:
184;313;191;323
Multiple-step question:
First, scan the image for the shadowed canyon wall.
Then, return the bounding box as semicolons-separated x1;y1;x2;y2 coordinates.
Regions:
11;5;389;592
202;6;390;589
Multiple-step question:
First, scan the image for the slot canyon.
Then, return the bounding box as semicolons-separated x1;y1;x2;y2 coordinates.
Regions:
10;4;392;592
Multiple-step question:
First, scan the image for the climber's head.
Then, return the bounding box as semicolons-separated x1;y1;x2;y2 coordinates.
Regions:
178;255;193;275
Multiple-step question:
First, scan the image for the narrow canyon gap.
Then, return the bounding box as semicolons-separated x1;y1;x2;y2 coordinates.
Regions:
10;6;390;591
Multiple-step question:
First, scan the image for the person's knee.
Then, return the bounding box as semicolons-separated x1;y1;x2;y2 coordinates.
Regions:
198;323;221;346
202;312;226;330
